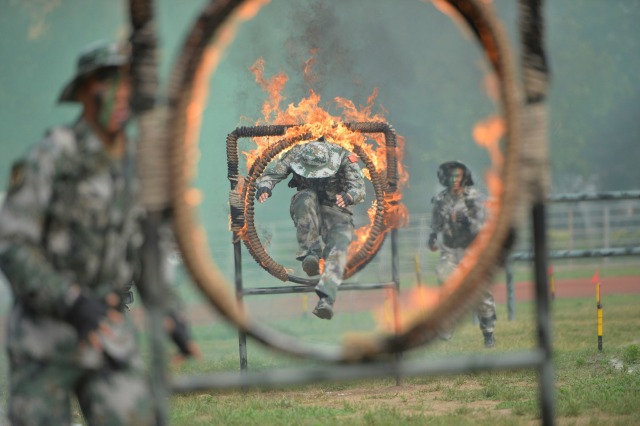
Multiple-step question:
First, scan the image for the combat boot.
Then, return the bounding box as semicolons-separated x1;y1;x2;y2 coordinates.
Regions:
312;297;334;320
302;254;320;276
483;331;496;348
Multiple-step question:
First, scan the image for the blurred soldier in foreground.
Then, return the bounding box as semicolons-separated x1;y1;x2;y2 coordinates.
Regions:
428;161;497;348
256;138;366;320
0;41;200;425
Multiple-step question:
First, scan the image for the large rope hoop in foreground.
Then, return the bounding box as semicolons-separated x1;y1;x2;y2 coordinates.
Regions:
164;0;521;361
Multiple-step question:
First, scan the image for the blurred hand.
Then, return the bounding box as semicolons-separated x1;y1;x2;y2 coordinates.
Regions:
165;312;202;360
336;192;352;208
64;288;124;350
428;233;438;252
256;187;271;203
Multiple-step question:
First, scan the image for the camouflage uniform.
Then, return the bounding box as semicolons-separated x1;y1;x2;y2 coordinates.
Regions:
256;140;365;317
429;161;497;344
0;41;188;425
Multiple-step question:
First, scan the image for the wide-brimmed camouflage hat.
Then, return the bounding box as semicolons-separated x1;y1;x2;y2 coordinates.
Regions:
58;41;129;103
437;160;474;187
291;140;344;178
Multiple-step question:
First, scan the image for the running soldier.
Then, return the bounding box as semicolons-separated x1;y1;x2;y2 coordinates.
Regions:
256;137;366;320
428;160;497;348
0;41;200;425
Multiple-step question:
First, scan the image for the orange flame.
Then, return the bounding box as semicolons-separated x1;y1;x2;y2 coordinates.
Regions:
242;55;410;255
473;115;505;216
249;57;289;124
374;285;441;332
473;115;505;168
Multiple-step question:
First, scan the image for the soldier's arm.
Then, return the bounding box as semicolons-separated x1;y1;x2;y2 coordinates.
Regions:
255;150;294;192
465;190;487;234
341;154;366;205
428;195;444;250
0;139;74;317
429;194;445;234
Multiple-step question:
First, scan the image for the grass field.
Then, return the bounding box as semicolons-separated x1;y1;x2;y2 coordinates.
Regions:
161;292;640;426
1;271;638;425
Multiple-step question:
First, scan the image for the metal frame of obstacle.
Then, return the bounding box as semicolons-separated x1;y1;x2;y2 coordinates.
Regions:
226;123;402;372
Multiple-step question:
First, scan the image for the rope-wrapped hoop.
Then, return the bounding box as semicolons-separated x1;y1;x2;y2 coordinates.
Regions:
228;123;397;285
162;0;521;361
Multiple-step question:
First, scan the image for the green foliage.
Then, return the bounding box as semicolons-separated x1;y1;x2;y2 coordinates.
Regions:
623;345;640;365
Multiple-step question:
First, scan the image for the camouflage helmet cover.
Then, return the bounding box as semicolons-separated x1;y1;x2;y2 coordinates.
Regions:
437;160;474;187
58;40;129;103
291;140;344;178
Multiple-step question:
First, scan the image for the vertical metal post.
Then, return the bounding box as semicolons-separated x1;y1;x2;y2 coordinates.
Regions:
234;238;248;372
391;228;402;386
128;0;166;419
568;205;574;266
414;254;423;287
142;212;169;426
505;260;515;321
391;230;400;291
148;308;168;426
532;203;555;425
603;206;610;264
519;0;554;416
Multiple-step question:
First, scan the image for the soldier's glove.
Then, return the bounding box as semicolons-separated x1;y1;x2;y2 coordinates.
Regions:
255;186;272;201
337;192;353;206
456;213;470;227
428;233;438;251
64;291;108;340
167;312;195;357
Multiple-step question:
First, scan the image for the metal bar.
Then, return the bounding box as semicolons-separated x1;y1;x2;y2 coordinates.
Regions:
171;350;545;393
568;206;574;263
510;246;640;261
549;190;640;202
142;212;169;426
505;260;515;320
391;230;400;290
532;202;556;425
241;282;397;296
391;228;402;386
603;206;610;249
234;239;248;372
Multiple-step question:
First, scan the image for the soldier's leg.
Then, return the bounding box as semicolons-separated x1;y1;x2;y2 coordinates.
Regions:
313;207;353;319
290;189;323;262
8;352;80;425
434;248;462;340
77;356;155;426
434;248;458;285
476;289;497;347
